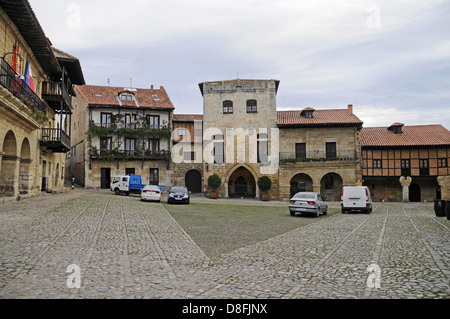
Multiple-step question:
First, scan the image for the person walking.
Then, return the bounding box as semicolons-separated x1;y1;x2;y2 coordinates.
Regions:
72;176;75;190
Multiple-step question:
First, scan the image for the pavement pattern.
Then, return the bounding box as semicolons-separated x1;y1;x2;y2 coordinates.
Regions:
0;189;449;299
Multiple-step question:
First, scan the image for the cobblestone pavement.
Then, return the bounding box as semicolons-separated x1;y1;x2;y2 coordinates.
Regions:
0;190;449;299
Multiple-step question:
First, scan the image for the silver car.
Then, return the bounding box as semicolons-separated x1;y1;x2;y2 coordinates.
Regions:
289;192;328;217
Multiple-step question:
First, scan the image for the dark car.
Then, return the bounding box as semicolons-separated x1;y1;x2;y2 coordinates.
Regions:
167;186;190;204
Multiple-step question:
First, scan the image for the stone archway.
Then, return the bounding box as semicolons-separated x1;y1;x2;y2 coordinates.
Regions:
226;165;258;198
320;172;343;201
1;131;18;197
19;138;32;194
290;173;313;198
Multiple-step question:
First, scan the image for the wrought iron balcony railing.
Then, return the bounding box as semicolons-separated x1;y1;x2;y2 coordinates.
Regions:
0;57;47;114
41;128;71;153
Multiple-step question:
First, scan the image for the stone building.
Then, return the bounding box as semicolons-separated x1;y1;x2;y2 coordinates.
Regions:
70;84;174;189
361;123;450;202
195;79;364;200
0;0;84;200
277;106;364;200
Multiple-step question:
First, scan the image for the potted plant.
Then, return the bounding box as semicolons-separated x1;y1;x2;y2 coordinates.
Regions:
208;174;221;199
258;176;272;201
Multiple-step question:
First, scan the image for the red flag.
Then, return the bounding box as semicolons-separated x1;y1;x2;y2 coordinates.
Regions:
12;42;20;73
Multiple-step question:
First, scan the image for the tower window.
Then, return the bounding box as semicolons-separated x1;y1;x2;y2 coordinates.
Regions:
223;100;233;114
246;100;257;113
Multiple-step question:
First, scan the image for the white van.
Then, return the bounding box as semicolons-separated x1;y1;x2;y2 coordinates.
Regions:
341;186;373;214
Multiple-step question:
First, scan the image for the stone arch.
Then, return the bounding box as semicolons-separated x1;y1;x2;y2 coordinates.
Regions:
289;173;314;198
225;163;259;198
1;130;18;197
19;138;32;194
320;172;343;201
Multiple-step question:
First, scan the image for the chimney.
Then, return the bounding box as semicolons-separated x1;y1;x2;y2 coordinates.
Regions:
151;85;154;91
348;104;353;114
160;86;164;90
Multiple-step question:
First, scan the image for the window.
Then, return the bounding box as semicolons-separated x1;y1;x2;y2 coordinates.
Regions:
148;139;160;153
419;159;429;176
223;100;233;114
213;134;224;164
126;168;135;175
438;158;448;168
125;113;136;129
101;113;112;128
373;159;383;168
246;100;257;113
100;137;112;154
149;168;159;186
295;143;306;158
236;86;242;92
325;142;337;159
120;94;134;101
257;133;268;164
401;159;411;176
125;138;136;156
147;115;160;129
184;152;196;161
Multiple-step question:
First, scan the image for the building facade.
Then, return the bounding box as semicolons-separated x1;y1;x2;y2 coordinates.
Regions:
0;0;84;200
70;85;174;189
361;123;450;202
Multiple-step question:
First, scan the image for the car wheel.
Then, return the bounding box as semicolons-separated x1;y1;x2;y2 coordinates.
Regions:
342;209;346;214
290;211;295;216
323;208;328;215
114;188;120;195
315;208;320;218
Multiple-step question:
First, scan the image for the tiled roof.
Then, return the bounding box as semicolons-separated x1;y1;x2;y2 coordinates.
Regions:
173;114;203;122
74;85;175;110
277;108;363;127
361;125;450;147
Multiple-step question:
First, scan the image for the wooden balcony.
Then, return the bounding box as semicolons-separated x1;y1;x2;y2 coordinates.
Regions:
40;128;71;153
41;80;72;114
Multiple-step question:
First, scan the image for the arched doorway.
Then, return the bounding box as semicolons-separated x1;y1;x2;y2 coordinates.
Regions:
290;173;313;198
1;131;18;197
228;166;256;198
320;172;343;201
19;138;31;194
185;169;202;193
410;183;421;202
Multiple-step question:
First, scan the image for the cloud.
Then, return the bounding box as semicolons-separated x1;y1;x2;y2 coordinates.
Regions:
29;0;450;128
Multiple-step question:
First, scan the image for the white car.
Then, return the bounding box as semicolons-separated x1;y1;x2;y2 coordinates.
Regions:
140;185;161;202
289;192;328;217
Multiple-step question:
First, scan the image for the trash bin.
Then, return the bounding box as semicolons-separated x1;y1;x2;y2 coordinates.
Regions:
446;201;450;220
434;199;446;217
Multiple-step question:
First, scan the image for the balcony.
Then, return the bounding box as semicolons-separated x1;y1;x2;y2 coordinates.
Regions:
90;148;171;162
87;122;171;140
0;57;47;115
41;80;72;113
280;150;358;164
40;128;71;153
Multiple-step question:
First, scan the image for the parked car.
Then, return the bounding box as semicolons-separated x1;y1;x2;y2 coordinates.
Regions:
341;186;372;214
167;186;190;204
289;192;328;217
140;185;161;202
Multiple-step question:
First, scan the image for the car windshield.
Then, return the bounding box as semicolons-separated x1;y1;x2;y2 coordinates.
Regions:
293;193;316;200
171;186;187;193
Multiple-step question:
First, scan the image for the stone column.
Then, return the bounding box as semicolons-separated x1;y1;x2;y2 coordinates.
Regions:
399;176;412;202
437;176;450;200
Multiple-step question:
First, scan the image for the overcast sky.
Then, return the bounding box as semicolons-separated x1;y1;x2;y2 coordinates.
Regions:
29;0;450;128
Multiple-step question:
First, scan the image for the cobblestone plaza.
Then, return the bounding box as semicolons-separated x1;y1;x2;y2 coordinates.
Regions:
0;190;449;299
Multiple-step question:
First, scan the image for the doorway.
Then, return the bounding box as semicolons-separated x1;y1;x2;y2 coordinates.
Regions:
101;168;111;189
185;170;202;193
